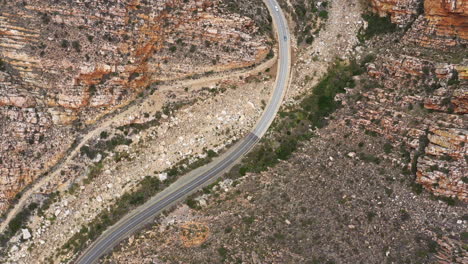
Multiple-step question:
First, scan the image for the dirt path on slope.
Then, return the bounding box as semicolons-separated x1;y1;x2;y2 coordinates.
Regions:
0;55;277;233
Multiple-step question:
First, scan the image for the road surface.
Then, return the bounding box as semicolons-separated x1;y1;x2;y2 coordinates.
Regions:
76;0;290;263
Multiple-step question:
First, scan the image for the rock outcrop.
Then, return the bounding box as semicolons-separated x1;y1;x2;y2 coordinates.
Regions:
417;128;467;200
406;0;468;48
365;0;467;202
351;52;468;201
369;0;423;25
370;0;468;48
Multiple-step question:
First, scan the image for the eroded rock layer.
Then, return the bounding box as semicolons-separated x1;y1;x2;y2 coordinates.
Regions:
366;0;467;202
370;0;468;48
369;0;423;25
0;0;270;212
407;0;468;48
357;53;467;201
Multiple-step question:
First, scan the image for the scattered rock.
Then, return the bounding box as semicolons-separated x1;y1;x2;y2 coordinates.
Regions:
21;229;31;240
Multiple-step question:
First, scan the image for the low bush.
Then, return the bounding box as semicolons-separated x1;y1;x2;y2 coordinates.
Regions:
318;10;328;19
359;13;397;40
359;152;380;164
0;59;5;71
218;247;228;259
383;143;393;154
80;145;99;159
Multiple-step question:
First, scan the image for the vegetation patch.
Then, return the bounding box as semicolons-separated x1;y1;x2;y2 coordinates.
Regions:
0;191;60;250
60;148;219;257
359;13;398;41
0;203;37;246
0;58;6;71
234;60;363;176
287;1;329;45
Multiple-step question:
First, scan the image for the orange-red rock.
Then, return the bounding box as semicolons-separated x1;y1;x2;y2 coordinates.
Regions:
406;0;468;48
369;0;422;25
0;0;271;213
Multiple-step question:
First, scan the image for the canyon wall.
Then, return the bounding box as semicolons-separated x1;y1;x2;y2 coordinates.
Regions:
0;0;270;213
371;0;468;48
364;0;467;201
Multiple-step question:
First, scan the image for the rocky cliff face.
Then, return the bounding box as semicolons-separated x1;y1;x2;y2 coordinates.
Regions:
0;0;270;213
363;0;468;203
362;53;467;201
369;0;423;25
407;0;468;48
370;0;468;48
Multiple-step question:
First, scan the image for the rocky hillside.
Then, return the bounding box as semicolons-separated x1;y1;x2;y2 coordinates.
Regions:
107;0;467;263
0;0;271;213
367;0;467;201
371;0;467;48
0;0;466;263
108;116;467;264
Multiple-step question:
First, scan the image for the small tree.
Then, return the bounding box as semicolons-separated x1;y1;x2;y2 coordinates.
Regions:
72;41;81;52
61;40;69;48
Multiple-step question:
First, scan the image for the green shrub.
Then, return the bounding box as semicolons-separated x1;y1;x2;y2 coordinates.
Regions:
383;143;393;154
0;59;5;71
366;211;376;222
224;226;233;233
266;49;274;60
437;196;456;206
360;13;397;40
87;162;103;180
276;138;298;160
99;131;108;139
129;72;140;81
80;145;99;159
189;45;196;53
186;198;199;209
103;135;132;151
218;247;228;259
361;53;376;65
243;216;255;225
318;10;328;19
461;231;468;241
72;41;81;52
206;149;217;158
41;13;50;24
447;71;460;86
8;210;27;235
88;84;97;96
61;40;69;48
410;182;423;195
440;154;454;161
358;152;380;164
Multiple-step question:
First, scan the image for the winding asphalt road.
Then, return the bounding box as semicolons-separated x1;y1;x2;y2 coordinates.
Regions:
76;0;290;263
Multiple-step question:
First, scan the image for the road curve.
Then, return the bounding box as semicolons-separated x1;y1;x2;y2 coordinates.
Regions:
76;1;290;263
